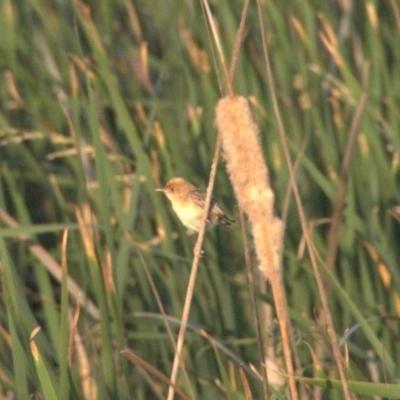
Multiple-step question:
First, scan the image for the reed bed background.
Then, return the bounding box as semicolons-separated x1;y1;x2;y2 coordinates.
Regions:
1;0;400;399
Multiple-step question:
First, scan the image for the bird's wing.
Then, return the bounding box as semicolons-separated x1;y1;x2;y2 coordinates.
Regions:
191;188;234;226
190;189;218;209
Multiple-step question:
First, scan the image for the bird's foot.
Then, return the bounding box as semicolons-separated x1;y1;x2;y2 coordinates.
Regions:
194;248;205;258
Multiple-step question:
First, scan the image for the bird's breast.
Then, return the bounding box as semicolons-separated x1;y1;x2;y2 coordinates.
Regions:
172;201;204;231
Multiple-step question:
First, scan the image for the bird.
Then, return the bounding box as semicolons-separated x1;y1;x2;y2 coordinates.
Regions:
155;177;235;231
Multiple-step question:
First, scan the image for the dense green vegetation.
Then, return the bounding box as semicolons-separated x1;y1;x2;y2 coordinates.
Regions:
1;0;400;398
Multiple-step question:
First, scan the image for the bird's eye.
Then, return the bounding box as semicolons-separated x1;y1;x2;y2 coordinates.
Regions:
169;187;174;193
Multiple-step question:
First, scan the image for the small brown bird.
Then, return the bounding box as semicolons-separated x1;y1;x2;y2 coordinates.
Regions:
156;177;235;231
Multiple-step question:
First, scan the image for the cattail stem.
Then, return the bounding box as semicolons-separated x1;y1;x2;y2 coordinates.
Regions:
216;96;298;400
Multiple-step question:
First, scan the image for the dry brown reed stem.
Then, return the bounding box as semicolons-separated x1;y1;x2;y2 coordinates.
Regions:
255;1;351;395
240;209;270;399
216;96;298;400
201;0;233;96
166;135;222;400
134;249;194;398
229;0;250;81
325;93;368;277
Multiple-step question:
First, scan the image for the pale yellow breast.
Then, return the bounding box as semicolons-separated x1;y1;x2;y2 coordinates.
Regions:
172;201;204;231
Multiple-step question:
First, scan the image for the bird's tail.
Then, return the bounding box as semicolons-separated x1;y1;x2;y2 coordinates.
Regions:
219;215;235;227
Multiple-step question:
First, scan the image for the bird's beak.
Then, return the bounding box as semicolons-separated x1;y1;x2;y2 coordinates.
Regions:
155;188;164;192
